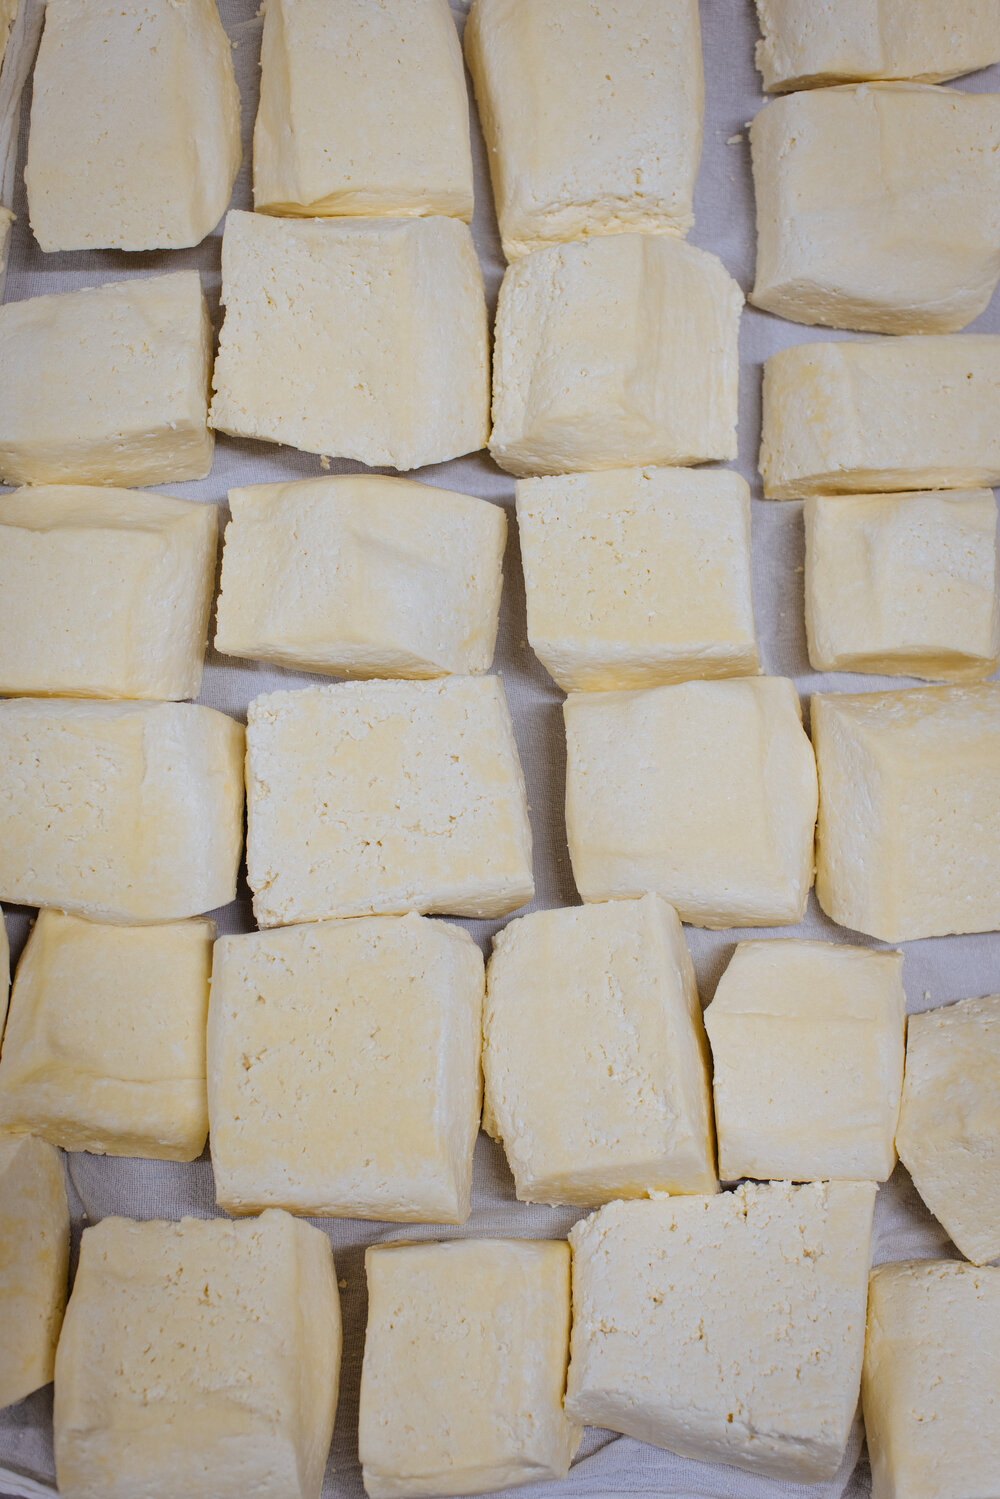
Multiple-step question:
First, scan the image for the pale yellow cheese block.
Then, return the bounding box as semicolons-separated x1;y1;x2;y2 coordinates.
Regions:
359;1239;581;1498
705;940;905;1183
208;914;483;1222
254;0;473;220
567;1182;877;1482
54;1211;341;1499
0;1135;68;1410
465;0;702;260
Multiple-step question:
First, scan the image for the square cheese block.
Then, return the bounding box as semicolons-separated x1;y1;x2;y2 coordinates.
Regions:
210;211;489;470
54;1211;341;1499
813;684;1000;941
215;475;505;679
0;910;214;1161
483;894;716;1205
0;271;214;488
208;914;483;1222
567;1182;877;1482
0;486;218;700
254;0;473;220
805;490;1000;683
564;677;818;927
896;994;1000;1266
464;0;703;260
863;1260;1000;1499
359;1238;581;1498
25;0;240;252
490;234;741;477
751;84;1000;334
759;336;1000;500
705;940;905;1183
245;677;533;927
0;699;245;923
516;466;757;691
0;1136;69;1410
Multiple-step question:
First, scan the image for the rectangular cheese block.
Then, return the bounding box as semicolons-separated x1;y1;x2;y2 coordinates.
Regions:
567;1182;877;1482
25;0;240;251
0;700;245;923
359;1239;581;1498
0;485;218;700
54;1211;341;1499
215;475;505;679
0;910;214;1161
245;677;534;927
210;211;489;470
254;0;473;219
208;914;483;1222
464;0;703;260
0;1135;69;1411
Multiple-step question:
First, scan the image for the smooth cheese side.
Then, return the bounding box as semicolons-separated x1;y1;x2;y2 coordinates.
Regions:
0;1135;69;1410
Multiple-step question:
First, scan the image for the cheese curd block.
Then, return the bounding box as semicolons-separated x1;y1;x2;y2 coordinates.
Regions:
53;1211;341;1499
705;940;905;1183
0;910;214;1161
208;914;483;1222
516;467;757;692
0;486;218;700
254;0;473;220
359;1239;581;1498
490;235;741;477
863;1260;1000;1499
210;211;489;470
564;677;818;927
0;1136;69;1410
483;895;716;1205
759;336;1000;499
813;684;1000;941
245;677;533;927
464;0;703;260
24;0;240;252
567;1182;877;1482
215;475;505;679
805;490;1000;682
751;84;1000;334
0;271;214;487
895;994;1000;1266
0;700;244;923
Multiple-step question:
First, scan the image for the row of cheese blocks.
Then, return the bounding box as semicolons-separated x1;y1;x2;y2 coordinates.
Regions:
2;1169;997;1499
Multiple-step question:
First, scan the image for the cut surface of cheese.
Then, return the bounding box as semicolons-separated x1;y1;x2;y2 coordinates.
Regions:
0;1135;69;1411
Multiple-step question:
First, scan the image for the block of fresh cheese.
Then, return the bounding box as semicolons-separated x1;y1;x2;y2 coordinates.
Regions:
754;0;1000;93
54;1211;341;1499
208;914;483;1222
464;0;703;261
359;1239;581;1498
751;84;1000;334
0;486;218;700
490;234;741;476
215;475;505;679
210;211;489;470
862;1260;1000;1499
564;677;818;927
0;271;214;487
759;336;1000;499
567;1182;877;1482
483;895;716;1205
254;0;473;220
895;994;1000;1266
805;490;1000;682
0;1135;69;1411
245;677;533;927
25;0;240;252
516;467;758;691
0;910;214;1161
705;940;905;1183
0;700;244;923
813;684;1000;941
